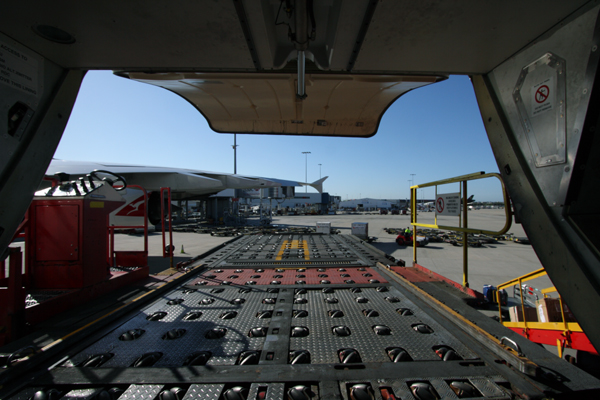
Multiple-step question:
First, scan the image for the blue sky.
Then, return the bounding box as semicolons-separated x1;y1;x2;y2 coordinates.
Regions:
55;71;503;201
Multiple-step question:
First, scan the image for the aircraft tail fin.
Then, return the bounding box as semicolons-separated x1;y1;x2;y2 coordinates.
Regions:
304;176;328;193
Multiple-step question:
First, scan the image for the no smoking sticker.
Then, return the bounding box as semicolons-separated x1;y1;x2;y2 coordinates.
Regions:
531;77;554;116
436;198;444;213
435;193;460;216
535;85;549;103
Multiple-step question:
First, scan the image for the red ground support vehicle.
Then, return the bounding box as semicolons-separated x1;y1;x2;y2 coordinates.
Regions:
396;232;430;247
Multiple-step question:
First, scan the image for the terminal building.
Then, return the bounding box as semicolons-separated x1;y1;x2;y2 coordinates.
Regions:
206;188;341;218
338;198;435;211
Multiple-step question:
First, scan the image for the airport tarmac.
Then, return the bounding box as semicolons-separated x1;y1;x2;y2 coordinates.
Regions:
113;209;547;295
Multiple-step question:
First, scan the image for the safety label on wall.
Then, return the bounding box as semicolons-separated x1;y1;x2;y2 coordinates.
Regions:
436;192;461;216
0;40;39;97
531;76;554;117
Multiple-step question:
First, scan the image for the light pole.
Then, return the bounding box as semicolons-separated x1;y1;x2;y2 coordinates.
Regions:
318;163;322;179
232;134;238;174
410;173;416;187
302;151;311;192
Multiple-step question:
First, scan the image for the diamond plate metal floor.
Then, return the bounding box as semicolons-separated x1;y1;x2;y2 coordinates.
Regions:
5;234;595;399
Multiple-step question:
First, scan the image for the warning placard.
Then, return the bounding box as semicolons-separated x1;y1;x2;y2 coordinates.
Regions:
531;76;554;117
0;41;39;97
435;192;461;216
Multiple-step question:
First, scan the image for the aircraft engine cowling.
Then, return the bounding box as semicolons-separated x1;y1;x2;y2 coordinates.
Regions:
110;188;164;228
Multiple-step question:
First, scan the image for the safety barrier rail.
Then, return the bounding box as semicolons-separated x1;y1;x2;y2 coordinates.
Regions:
410;172;512;287
108;185;149;268
160;187;174;269
497;268;596;356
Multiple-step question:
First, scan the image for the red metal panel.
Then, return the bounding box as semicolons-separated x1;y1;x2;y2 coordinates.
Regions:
114;251;148;267
508;327;598;355
82;202;111;286
191;267;387;286
0;248;26;345
30;202;84;289
34;204;80;262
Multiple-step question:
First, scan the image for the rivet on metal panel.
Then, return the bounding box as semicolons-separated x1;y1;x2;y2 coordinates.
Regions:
205;328;227;339
412;324;434;334
362;309;379;317
348;383;374;400
256;310;273;319
387;347;413;362
236;350;260;365
162;328;186;340
183;351;212;366
132;352;162;367
147;311;168;321
219;311;238;319
293;310;309;318
448;381;480;398
373;325;392;335
119;329;145;341
409;382;439;400
222;386;249;400
291;326;310;337
249;327;268;337
288;385;315;400
433;345;463;361
79;352;114;367
332;326;351;336
339;348;362;363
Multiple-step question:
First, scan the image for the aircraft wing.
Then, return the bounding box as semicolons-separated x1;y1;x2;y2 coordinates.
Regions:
45;159;322;198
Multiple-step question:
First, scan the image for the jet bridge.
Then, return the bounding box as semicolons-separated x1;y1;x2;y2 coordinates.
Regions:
2;234;599;399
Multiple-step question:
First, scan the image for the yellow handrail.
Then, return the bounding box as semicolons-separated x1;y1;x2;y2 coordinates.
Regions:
410;172;512;235
410;172;512;287
497;268;582;357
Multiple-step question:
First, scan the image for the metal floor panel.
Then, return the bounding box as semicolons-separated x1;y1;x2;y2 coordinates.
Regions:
197;234;376;269
181;384;224;400
5;233;594;399
189;266;387;286
68;288;275;367
339;377;511;400
291;287;477;363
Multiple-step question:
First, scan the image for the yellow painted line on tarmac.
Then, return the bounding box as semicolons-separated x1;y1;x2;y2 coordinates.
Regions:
276;240;289;260
275;239;310;260
301;240;310;260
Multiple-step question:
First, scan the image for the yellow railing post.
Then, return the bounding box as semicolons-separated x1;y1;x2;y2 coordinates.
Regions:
497;268;586;352
412;186;417;264
519;277;528;334
497;289;503;322
462;180;468;287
